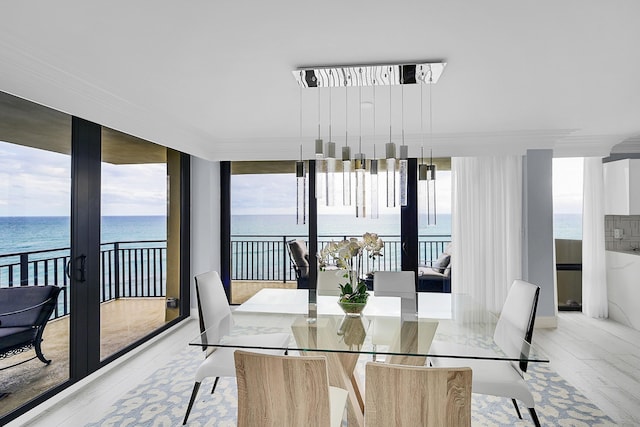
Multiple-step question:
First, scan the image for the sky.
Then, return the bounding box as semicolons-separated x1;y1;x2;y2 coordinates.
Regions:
0;141;167;216
0;140;584;217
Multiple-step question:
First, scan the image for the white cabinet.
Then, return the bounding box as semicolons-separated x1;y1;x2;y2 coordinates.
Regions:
603;159;640;215
606;250;640;331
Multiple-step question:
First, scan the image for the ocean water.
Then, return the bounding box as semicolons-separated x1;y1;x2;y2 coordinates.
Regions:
232;213;583;240
0;216;167;256
0;213;582;256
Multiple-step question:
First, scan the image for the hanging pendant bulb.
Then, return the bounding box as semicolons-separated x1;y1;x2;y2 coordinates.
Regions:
355;71;366;218
296;145;306;225
315;87;326;204
325;72;336;206
370;147;379;219
399;84;409;207
386;68;397;208
296;86;306;224
418;70;437;226
342;82;352;206
370;84;379;219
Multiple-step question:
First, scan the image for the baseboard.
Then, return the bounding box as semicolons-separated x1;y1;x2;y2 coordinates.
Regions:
535;315;557;328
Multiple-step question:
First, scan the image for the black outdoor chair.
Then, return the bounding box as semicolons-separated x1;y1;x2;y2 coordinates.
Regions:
0;285;61;368
286;239;310;289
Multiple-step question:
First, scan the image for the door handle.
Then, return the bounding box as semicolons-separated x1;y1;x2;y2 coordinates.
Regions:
66;255;87;282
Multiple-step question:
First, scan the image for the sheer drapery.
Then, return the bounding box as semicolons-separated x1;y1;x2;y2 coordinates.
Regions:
451;156;523;312
582;157;608;318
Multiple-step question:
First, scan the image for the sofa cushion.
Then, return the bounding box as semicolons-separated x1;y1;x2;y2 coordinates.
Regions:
432;253;451;274
0;327;35;351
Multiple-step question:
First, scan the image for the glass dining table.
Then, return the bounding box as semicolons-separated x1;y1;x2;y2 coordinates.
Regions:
190;289;548;426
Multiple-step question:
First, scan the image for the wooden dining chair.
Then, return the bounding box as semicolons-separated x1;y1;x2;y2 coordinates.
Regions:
182;271;290;425
364;362;472;427
234;350;349;427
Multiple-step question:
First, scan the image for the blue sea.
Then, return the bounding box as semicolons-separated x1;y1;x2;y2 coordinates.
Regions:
231;213;582;240
0;213;582;256
0;216;167;256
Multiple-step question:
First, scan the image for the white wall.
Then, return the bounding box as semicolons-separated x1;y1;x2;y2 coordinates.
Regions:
190;157;221;313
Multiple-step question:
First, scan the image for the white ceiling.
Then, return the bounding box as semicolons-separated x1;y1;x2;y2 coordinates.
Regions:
1;0;639;161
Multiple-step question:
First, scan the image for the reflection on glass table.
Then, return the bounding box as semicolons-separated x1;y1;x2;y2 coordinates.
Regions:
191;289;547;364
189;289;548;427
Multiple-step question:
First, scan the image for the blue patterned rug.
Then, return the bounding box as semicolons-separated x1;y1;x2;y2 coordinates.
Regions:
86;346;615;427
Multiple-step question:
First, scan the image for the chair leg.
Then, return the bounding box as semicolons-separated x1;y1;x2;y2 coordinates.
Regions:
183;381;201;425
35;339;52;365
210;377;219;394
528;407;541;427
511;398;523;419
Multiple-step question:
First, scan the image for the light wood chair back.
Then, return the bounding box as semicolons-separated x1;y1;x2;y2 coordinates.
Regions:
365;362;472;427
234;350;340;427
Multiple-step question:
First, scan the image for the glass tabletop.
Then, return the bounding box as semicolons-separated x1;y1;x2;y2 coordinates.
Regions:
189;289;548;364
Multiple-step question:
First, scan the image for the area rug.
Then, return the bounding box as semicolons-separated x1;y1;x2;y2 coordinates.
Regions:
85;344;615;427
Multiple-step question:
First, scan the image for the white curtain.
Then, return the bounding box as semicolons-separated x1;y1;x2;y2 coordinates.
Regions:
451;156;523;312
582;157;608;318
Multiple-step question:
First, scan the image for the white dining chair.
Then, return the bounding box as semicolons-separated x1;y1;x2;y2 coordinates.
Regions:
316;269;347;296
371;271;417;361
182;271;290;425
429;279;541;427
373;270;417;314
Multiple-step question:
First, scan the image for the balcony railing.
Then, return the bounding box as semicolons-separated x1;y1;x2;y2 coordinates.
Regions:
0;240;167;319
1;234;452;319
231;234;452;282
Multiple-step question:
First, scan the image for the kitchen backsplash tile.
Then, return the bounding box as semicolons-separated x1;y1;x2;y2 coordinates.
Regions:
605;215;640;251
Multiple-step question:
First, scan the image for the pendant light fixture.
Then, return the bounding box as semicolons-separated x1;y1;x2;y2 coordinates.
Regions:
418;68;437;226
292;61;446;218
342;80;352;206
355;68;366;218
385;67;397;208
399;83;409;206
325;70;337;206
296;87;306;225
370;83;379;219
315;84;326;204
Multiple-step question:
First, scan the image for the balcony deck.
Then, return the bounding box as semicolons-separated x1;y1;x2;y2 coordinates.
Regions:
0;298;166;416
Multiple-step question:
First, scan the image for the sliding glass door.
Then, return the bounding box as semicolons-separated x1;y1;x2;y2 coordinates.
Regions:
0;93;189;425
0;92;72;419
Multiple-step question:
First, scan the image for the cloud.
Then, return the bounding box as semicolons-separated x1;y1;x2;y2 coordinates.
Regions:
0;141;167;216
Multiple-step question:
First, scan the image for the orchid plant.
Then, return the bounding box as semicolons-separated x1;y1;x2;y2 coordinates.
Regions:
318;232;384;303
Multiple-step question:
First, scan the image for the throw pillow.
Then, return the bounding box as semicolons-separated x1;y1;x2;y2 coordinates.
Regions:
432;253;451;274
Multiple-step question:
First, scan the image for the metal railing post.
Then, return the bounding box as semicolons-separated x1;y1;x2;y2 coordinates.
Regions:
20;253;28;286
114;242;121;299
282;236;287;283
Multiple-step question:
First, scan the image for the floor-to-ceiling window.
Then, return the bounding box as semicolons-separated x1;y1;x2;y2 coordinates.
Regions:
0;92;190;425
226;157;452;301
0;93;71;418
552;157;584;310
229;161;307;304
99;128;182;360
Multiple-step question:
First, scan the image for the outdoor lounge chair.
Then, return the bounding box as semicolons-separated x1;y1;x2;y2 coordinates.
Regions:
0;285;61;367
286;239;310;289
